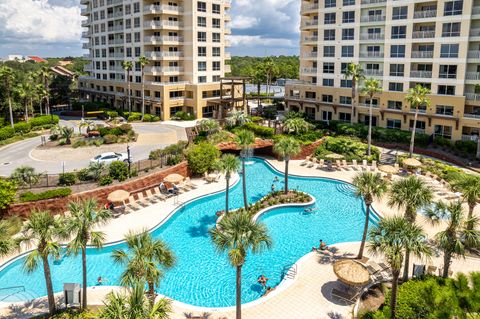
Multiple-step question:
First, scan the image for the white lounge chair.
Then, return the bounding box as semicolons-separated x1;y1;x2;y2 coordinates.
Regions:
306;159;315;168
335;160;342;170
352;159;358;170
316;159;324;169
371;160;377;172
145;189;160;203
300;156;311;166
185;177;198;189
362;160;368;171
342;160;349;170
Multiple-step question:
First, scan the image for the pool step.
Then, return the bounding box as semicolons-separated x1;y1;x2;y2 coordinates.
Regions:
335;184;356;196
281;264;297;280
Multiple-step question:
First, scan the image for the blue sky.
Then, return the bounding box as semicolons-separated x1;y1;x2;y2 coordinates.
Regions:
0;0;300;58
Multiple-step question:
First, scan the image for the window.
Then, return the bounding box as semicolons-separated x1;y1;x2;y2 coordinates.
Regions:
212;61;220;71
323;63;335;73
197;32;206;42
198;76;207;83
322;111;333;121
444;0;463;16
341;79;352;88
392;6;407;20
341;63;349;74
442;23;460;37
212;47;220;57
389;82;403;92
134;32;140;42
324;29;335;41
212;3;220;14
390;64;404;76
340;96;352;105
325;0;336;8
438;85;455;95
133;17;140;28
212;18;221;28
134;47;140;57
213;75;220;82
305;91;316;99
125;4;131;14
322;94;333;103
440;44;459;58
436;105;454;116
342;45;354;57
439;65;457;78
342;11;355;23
434;125;452;139
386;119;401;129
198;46;206;57
197;17;206;27
410;120;426;130
323;78;334;86
387;101;402;110
198;61;207;71
391;45;405;58
339;112;351;122
343;0;355;6
367;45;381;57
305;107;316;120
391;26;406;39
342;28;354;40
324;46;335;57
133;2;140;13
324;13;336;24
212;33;221;42
197;1;206;12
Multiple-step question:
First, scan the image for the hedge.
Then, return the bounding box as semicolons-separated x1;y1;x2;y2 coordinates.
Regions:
236;122;275;138
314;136;380;161
14;122;31;134
19;188;72;202
29;115;59;128
0;127;15;141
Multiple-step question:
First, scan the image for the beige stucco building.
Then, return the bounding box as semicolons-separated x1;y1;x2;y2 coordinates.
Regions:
286;0;480;142
78;0;232;120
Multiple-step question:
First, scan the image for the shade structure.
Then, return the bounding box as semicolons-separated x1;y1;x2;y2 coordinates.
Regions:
164;173;185;184
403;158;422;168
107;190;129;203
333;259;371;286
378;165;399;174
325;153;344;159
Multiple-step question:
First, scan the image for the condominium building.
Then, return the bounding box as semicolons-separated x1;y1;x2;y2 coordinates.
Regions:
78;0;232;120
286;0;480;142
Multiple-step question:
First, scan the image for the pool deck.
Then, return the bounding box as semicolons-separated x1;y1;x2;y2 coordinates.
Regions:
1;158;479;319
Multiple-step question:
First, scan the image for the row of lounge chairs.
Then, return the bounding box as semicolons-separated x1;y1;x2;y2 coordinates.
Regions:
301;156;378;172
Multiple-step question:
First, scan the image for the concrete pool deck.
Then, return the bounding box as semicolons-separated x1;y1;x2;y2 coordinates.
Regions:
1;158;479;319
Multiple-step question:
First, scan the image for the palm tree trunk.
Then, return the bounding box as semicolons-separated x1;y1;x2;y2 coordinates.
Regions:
148;281;156;306
236;265;242;319
242;159;248;210
467;204;475;230
141;69;145;121
367;97;373;156
442;251;452;278
409;108;419;157
45;80;50;115
82;247;87;309
403;248;411;282
358;203;371;259
351;80;356;125
225;176;230;214
127;71;131;114
284;159;289;194
390;269;400;319
24;101;29;122
8;96;14;128
39;98;43;116
42;255;56;315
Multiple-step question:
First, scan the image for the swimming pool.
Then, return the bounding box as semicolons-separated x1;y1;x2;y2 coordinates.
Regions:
0;158;378;307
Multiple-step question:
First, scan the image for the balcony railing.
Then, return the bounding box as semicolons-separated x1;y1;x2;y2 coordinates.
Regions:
464;113;480;119
301;3;319;11
411;51;434;58
359;103;379;108
144;4;183;13
302;20;319;27
83;54;91;59
466;72;480;80
360;52;384;58
144;20;182;29
462;134;479;142
81;20;90;27
145;51;183;58
412;31;435;39
472;6;480;15
84;65;93;72
304;36;318;42
108;39;124;45
361;0;386;4
107;25;124;32
360;15;385;22
364;69;383;76
468;51;480;59
81;31;91;37
413;10;437;19
301;68;318;74
106;0;123;5
409;128;426;134
82;43;91;49
225;52;231;59
107;11;124;19
80;8;90;15
465;93;480;101
410;71;432;78
360;33;385;40
144;36;183;43
145;66;183;73
470;28;480;37
109;53;125;58
303;52;318;58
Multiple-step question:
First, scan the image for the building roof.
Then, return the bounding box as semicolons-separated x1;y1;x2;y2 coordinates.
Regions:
27;56;48;63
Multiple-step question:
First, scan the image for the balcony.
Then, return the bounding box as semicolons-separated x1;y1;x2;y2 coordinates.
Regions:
466;72;480;80
465;93;480;101
84;64;93;72
80;7;91;15
107;25;124;32
360;51;384;58
304;36;318;42
412;31;435;39
464;113;480;119
225;28;231;35
462;134;479;141
413;10;437;19
80;0;89;4
361;0;386;4
225;40;231;46
144;66;183;74
108;39;124;45
359;103;379;108
144;4;183;14
225;65;231;73
409;128;426;134
360;33;385;40
106;0;123;5
145;51;183;59
225;52;231;59
303;52;318;58
81;20;90;27
81;31;91;37
410;71;432;78
470;28;480;37
467;51;480;60
82;43;91;49
83;54;91;59
302;20;319;28
301;68;318;74
360;15;385;22
411;51;434;58
109;53;125;58
301;3;319;12
107;11;124;19
144;36;183;44
364;69;383;76
144;20;183;29
472;6;480;15
224;0;231;8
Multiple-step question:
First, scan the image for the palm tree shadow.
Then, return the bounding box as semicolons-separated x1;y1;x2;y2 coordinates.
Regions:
186;214;217;238
4;296;64;319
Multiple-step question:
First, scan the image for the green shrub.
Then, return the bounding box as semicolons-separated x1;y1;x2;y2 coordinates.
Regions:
98;175;113;186
105;110;118;118
118;123;132;133
76;168;93;181
433;136;453;148
14;122;31;134
171;111;195;121
314;136;380;161
250;116;264;122
58;172;77;186
166;154;182;166
72;140;87;148
109;161;128;181
29;115;59;128
237;122;274;138
0;127;15;141
454;140;477;155
149;141;188;159
185;142;220;174
0;179;17;209
103;134;118;144
19;188;72;202
142;114;160;122
126;112;142;122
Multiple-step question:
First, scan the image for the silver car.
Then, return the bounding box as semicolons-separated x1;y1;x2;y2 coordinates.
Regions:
90;152;131;164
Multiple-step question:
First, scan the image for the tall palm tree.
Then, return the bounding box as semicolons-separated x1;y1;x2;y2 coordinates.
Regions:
209;211;272;319
249;65;266;113
388;175;433;281
216;153;240;214
425;201;480;278
361;78;382;156
35;83;47;116
263;57;275;98
15;82;31;122
65;199;112;309
138;56;149;121
236;129;255;210
99;280;172;319
0;65;16;128
111;229;175;305
450;175;480;230
368;216;431;319
405;84;431;157
344;63;364;124
38;66;52;115
352;171;388;259
273;137;301;194
16;211;67;316
122;61;134;114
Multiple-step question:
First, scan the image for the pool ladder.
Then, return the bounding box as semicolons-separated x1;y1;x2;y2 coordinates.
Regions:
0;285;26;301
282;264;297;280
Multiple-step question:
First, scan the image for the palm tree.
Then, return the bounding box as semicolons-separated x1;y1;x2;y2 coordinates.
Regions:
216;154;240;214
122;61;134;114
16;211;66;316
263;57;276;97
425;201;480;278
35;83;47;116
352;171;388;259
283;117;313;135
249;65;266;113
450;175;480;230
405;84;431;157
361;78;382;156
344;63;364;124
61;126;74;145
388;175;433;281
0;66;16;128
138;56;149;121
0;220;14;257
273;137;301;194
99;280;172;319
226;108;251;127
38;66;52;115
236;129;255;210
368;216;431;319
209;211;272;319
15;82;30;122
111;229;175;305
65;199;112;309
10;165;43;187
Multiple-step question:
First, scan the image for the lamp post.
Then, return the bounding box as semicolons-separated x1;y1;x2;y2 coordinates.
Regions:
127;145;131;175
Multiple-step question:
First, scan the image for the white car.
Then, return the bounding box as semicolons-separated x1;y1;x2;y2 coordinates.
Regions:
90;152;131;164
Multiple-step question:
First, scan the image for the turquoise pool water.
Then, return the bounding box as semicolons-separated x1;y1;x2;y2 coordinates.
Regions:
0;158;377;307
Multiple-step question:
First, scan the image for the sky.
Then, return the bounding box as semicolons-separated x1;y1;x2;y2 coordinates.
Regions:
0;0;300;58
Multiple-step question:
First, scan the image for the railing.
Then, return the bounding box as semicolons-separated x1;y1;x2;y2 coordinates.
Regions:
303;52;318;58
411;51;434;58
83;54;91;59
225;52;231;59
468;51;480;59
145;80;189;86
466;72;480;80
360;15;385;22
359;103;379;108
144;36;183;43
109;53;125;58
145;66;183;73
145;51;183;58
144;21;182;28
409;128;426;134
108;39;124;45
80;8;90;15
81;20;90;27
304;36;318;42
360;52;384;58
144;4;183;13
412;31;435;39
106;0;123;5
465;93;480;101
82;43;91;49
81;31;91;37
361;0;386;4
472;6;480;15
107;25;124;32
470;28;480;37
360;33;384;40
107;11;124;19
301;68;317;74
464;113;480;119
410;71;432;78
413;10;437;19
302;20;319;27
364;70;383;76
301;3;319;11
462;134;479;142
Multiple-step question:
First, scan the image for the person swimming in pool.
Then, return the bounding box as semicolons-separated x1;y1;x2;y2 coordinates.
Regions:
97;276;103;285
257;274;268;288
263;286;275;297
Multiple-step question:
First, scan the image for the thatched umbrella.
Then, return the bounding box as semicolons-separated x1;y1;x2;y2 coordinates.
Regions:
107;190;130;203
164;173;185;184
379;165;399;174
333;259;371;286
403;158;422;168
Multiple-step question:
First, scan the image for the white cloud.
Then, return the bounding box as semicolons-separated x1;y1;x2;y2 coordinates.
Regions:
230;15;259;29
228;35;295;48
0;0;82;43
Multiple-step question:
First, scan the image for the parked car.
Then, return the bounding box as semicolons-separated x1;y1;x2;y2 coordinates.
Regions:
90;152;131;164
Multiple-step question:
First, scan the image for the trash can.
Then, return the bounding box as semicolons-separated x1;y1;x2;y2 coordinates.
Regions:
64;283;81;306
